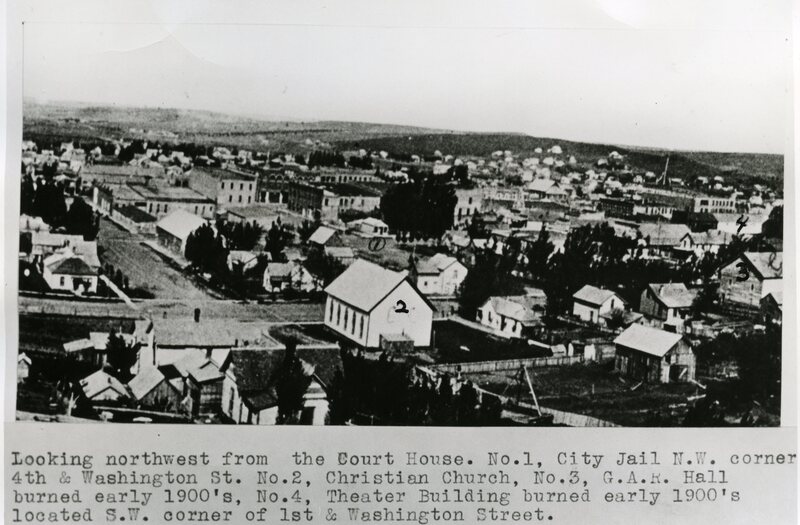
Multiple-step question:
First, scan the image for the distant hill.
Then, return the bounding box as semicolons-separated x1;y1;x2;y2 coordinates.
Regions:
334;134;784;188
23;101;783;188
23;101;447;152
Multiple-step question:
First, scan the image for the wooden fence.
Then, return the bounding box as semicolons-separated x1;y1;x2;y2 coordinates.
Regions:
431;354;584;374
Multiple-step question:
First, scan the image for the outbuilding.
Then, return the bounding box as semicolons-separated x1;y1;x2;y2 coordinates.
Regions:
614;324;695;383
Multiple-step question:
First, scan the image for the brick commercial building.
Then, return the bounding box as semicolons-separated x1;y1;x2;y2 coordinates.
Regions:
287;182;381;221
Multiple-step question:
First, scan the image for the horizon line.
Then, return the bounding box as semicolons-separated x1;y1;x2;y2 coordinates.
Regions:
22;97;785;157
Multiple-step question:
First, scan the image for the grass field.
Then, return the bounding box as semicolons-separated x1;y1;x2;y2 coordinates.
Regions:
430;320;550;363
97;218;212;300
469;361;700;426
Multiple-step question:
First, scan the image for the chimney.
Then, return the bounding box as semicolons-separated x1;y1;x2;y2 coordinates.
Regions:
194;308;201;323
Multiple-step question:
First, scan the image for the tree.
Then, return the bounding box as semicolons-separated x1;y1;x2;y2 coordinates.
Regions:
105;331;138;382
380;178;456;239
32;181;67;226
275;342;313;424
525;225;555;281
265;220;293;261
185;224;229;274
466;212;488;240
305;249;346;286
458;248;524;318
64;197;99;240
762;205;783;239
298;220;319;242
20;175;36;215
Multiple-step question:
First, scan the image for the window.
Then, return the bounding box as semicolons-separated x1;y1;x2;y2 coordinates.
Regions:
228;388;235;415
359;317;364;339
240;183;244;191
248;196;251;204
350;313;356;334
238;195;242;203
60;277;65;286
229;195;233;203
336;304;341;325
328;301;334;321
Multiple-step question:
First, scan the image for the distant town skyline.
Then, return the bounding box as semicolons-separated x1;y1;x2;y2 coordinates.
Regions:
22;3;790;154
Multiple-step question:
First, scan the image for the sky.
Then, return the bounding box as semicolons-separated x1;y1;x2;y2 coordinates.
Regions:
20;0;792;153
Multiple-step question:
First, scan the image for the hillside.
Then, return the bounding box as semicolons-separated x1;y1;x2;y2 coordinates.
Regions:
335;134;784;188
23;101;783;188
22;101;447;152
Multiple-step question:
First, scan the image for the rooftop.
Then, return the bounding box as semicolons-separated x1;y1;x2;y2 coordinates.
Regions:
129;183;213;202
152;317;281;348
573;284;621;306
647;283;697;309
156;210;207;241
741;251;783;280
190;166;256;182
325;259;410;312
127;366;167;400
614;323;684;358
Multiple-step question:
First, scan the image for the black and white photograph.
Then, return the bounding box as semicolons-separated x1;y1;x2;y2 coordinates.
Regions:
13;6;789;428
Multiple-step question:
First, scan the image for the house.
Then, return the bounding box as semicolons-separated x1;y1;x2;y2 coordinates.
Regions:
614;324;695;383
347;217;390;237
227;250;260;273
263;261;315;293
19;214;49;233
639;283;697;333
572;285;626;324
718;252;783;307
42;251;98;295
63;332;117;367
307;226;342;248
17;353;31;383
79;370;130;402
127;366;183;411
262;262;293;292
156;209;207;256
636;223;692;257
324;246;355;266
476;296;544;337
410;254;468;296
173;350;227;417
220;345;342;425
761;291;782;325
28;232;93;261
324;259;434;348
676;230;735;257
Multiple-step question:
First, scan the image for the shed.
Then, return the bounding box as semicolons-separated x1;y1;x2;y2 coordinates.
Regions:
614;324;695;383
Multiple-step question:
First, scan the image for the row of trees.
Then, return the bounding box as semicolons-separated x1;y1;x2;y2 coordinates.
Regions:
332;351;504;425
216;220;263;251
21;176;99;240
307;150;347;169
459;221;759;320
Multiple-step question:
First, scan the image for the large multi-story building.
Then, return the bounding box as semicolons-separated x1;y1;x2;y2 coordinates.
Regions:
286;182;381;221
188;166;258;207
93;181;216;220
